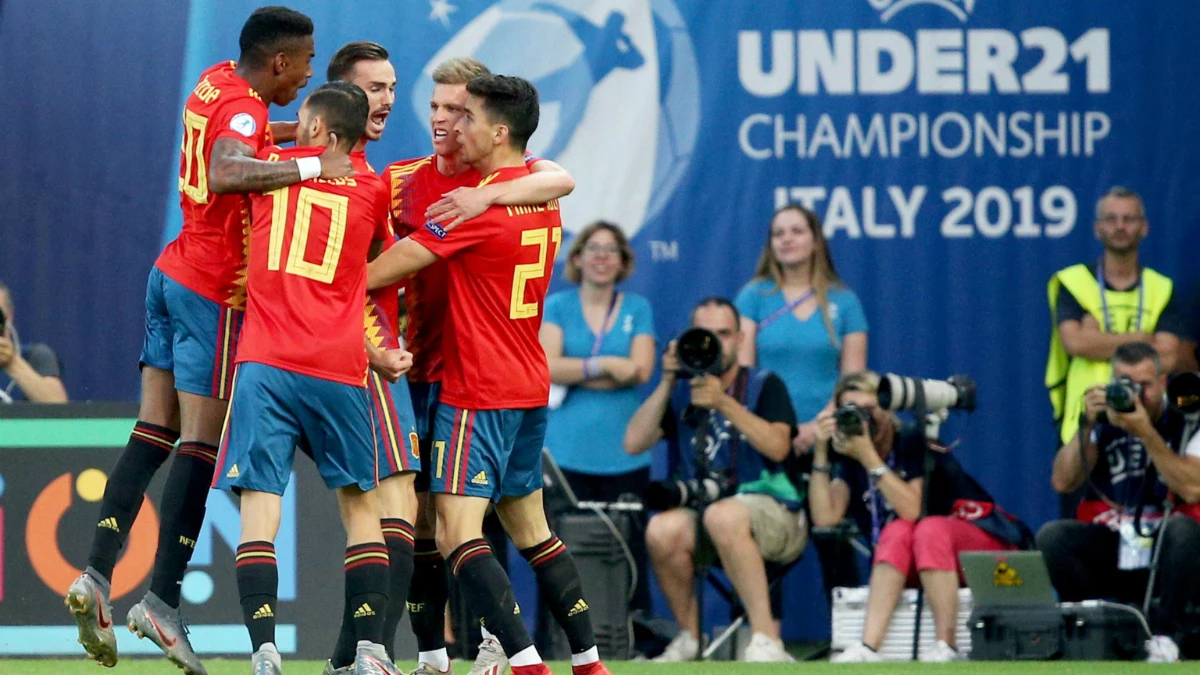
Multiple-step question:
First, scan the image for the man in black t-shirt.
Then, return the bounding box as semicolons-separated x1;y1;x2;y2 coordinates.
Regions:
1040;341;1200;661
625;298;800;663
0;281;68;403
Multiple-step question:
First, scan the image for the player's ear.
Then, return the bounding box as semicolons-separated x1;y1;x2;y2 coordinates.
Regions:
272;51;288;77
495;124;509;148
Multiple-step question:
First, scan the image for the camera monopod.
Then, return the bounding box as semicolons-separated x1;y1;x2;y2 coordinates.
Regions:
690;406;714;661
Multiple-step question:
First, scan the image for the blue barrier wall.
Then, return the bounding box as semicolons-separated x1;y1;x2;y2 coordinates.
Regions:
3;0;1200;642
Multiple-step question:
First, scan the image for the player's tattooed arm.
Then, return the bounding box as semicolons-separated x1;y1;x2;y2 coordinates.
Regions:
367;238;439;291
209;138;354;194
424;159;576;229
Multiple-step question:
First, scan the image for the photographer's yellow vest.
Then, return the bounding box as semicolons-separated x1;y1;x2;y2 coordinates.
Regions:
1045;264;1172;444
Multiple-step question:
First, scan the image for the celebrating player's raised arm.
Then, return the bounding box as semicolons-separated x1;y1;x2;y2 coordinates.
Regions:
424;158;575;228
209;136;352;194
367;237;439;290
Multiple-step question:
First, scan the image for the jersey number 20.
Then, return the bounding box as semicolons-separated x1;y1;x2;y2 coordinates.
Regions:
510;226;562;319
265;185;349;284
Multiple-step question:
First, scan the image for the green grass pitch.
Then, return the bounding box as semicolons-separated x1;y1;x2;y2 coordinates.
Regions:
0;659;1192;675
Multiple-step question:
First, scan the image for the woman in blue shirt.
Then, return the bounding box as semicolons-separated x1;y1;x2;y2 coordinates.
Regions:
735;204;869;451
540;221;657;498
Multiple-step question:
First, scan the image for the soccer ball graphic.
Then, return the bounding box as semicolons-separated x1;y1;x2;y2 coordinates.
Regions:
411;0;699;243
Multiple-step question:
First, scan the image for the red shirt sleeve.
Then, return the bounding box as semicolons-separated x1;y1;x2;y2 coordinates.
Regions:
211;96;270;154
371;180;395;245
409;211;503;259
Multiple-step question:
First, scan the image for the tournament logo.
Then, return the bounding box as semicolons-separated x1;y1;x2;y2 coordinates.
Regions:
868;0;977;23
410;0;700;244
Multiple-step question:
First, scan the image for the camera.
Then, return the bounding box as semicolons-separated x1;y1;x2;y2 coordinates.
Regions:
878;373;977;412
1168;371;1200;415
1096;375;1142;424
642;473;733;511
834;402;870;436
675;327;723;378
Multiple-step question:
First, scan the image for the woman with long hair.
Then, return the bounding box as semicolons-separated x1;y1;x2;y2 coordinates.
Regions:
735;204;868;450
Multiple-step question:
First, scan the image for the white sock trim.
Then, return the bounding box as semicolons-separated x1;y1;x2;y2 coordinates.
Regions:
509;645;542;667
419;649;451;672
571;647;599;666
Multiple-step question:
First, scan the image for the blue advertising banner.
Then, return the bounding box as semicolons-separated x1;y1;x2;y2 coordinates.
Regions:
4;0;1200;642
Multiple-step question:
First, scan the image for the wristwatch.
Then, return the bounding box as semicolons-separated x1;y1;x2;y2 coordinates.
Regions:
868;465;889;482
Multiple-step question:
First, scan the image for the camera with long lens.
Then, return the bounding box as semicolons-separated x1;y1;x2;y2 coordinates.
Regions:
1168;371;1200;414
1096;375;1143;424
642;472;733;511
878;373;977;412
834;402;870;436
675;327;724;378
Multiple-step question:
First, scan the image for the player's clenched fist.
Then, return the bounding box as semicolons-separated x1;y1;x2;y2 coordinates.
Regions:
371;348;413;383
319;133;355;180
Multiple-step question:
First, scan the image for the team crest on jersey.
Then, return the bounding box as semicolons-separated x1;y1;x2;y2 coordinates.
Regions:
424;221;448;239
230;112;257;138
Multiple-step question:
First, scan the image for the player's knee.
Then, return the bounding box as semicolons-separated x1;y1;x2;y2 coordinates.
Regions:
138;366;180;429
378;473;418;521
178;391;229;445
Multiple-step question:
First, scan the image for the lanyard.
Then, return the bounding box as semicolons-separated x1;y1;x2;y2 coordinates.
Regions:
588;291;622;357
1096;260;1144;333
759;289;815;330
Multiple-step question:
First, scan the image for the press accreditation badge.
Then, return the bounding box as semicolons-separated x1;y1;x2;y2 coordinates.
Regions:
1117;521;1153;570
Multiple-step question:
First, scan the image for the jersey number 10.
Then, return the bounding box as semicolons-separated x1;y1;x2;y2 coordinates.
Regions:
510;226;562;320
264;185;349;284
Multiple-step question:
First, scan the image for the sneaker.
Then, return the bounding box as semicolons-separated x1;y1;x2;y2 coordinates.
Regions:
252;643;282;675
652;630;699;662
468;637;509;675
322;659;353;675
919;640;961;663
64;569;118;667
1147;635;1181;663
126;591;207;675
411;663;451;675
570;661;611;675
831;642;881;663
355;641;403;675
743;632;794;663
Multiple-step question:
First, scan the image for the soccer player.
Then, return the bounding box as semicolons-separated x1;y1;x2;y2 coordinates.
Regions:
212;80;405;675
66;7;352;674
321;42;421;674
384;57;576;675
368;74;610;675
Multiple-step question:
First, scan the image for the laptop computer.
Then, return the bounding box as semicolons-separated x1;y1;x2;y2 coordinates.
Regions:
960;551;1058;608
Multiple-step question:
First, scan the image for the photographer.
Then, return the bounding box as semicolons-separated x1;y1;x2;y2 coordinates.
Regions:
1039;342;1200;661
816;372;1031;663
623;298;802;663
0;280;68;403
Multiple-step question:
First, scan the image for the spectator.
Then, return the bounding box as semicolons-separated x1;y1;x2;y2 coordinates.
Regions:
1046;187;1184;454
624;298;802;663
816;372;1032;663
1039;341;1200;662
0;280;68;403
735;204;867;453
540;221;656;499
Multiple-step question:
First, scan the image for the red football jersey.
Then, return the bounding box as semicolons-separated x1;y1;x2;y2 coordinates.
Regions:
237;146;391;386
156;61;274;309
384;153;540;382
408;165;562;409
384;156;481;383
355;150;403;351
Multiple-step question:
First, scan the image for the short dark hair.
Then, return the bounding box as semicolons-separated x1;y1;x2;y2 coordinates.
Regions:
1113;341;1162;375
466;74;539;151
690;297;741;328
327;41;389;83
238;6;314;68
304;82;369;152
